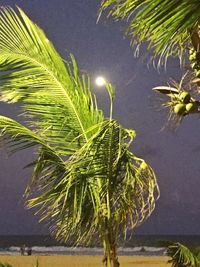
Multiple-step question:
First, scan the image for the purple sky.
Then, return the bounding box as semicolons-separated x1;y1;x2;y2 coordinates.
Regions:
0;0;200;236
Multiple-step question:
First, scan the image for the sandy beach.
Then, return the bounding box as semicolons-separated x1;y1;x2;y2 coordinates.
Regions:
0;255;170;267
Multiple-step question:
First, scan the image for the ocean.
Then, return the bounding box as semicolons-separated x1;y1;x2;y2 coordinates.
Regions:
0;235;199;256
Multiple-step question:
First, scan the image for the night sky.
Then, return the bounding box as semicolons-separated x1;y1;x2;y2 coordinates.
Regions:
0;0;200;236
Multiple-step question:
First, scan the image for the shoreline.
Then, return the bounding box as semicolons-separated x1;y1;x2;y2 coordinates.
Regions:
0;245;166;256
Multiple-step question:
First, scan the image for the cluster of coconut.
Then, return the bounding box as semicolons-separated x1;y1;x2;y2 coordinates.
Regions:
174;91;199;116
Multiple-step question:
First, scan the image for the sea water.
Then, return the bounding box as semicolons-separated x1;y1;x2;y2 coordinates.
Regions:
0;235;199;256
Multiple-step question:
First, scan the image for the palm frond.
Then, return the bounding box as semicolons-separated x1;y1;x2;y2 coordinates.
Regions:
0;115;66;195
100;0;200;65
28;119;159;244
0;7;104;155
167;242;199;267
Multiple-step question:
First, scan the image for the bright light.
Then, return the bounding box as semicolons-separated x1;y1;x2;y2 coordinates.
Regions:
95;76;106;87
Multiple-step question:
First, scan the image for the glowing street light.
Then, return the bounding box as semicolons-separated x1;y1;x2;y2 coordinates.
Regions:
95;76;106;87
95;76;115;120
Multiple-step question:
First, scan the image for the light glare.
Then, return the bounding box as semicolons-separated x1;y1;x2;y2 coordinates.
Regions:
95;76;106;87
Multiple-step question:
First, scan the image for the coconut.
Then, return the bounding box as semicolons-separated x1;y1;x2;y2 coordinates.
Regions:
179;91;191;104
186;102;198;113
174;103;186;115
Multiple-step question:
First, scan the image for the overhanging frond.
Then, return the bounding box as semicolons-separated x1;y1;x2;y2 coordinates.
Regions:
28;119;159;244
100;0;200;65
167;243;199;267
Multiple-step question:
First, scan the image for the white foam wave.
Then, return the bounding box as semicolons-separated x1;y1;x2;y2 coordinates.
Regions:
143;247;165;252
0;246;166;255
32;246;103;253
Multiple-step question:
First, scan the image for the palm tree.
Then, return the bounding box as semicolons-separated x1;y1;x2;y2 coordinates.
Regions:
0;7;159;267
99;0;200;65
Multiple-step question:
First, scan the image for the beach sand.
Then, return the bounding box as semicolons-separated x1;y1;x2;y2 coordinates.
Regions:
0;255;170;267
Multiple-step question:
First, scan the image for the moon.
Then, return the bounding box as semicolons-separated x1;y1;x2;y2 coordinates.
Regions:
95;76;106;87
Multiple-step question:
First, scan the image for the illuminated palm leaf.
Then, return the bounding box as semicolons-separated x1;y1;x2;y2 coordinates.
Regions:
167;242;199;267
100;0;200;64
0;116;66;193
28;119;159;245
0;7;104;155
152;86;179;95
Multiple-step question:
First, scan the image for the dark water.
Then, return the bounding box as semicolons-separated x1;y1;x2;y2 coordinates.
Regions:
125;235;200;247
0;235;57;248
0;235;200;248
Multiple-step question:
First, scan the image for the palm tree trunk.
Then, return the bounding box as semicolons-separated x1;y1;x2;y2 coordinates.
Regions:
102;230;120;267
110;243;120;267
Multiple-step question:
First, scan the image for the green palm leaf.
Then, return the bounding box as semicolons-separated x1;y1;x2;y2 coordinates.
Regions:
28;119;159;244
0;115;66;193
0;7;103;155
100;0;200;65
167;242;199;267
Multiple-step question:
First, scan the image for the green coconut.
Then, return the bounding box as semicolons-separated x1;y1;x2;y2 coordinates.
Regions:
186;102;198;113
179;91;191;104
174;103;186;116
